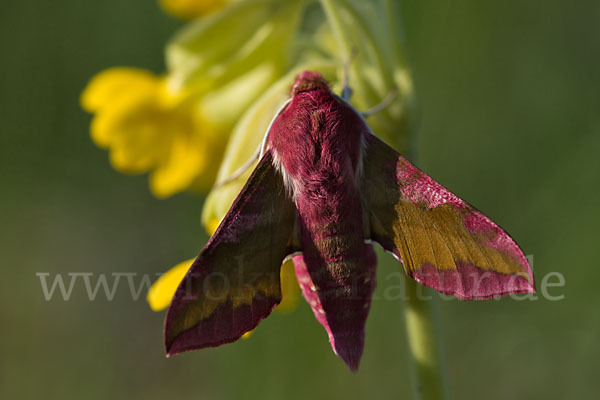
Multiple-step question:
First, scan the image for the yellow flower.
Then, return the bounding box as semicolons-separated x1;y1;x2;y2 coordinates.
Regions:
81;67;225;197
159;0;234;20
82;2;306;199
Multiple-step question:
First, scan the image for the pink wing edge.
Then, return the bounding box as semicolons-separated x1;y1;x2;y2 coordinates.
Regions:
367;134;536;300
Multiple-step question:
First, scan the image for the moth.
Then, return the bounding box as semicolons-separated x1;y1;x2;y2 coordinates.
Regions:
165;71;535;371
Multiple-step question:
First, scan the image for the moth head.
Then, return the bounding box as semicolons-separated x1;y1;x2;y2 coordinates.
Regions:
291;71;329;96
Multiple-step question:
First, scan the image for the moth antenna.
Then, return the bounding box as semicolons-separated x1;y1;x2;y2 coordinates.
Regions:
212;146;260;189
360;88;398;118
341;47;359;101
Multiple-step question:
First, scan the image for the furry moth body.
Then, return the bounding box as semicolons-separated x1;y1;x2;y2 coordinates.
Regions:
164;71;535;371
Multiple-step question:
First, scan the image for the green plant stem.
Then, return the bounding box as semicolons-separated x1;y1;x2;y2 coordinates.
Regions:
403;279;450;400
397;0;450;394
319;1;450;398
403;125;450;400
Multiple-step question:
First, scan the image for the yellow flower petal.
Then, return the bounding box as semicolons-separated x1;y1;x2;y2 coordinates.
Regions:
84;68;167;156
241;330;254;339
206;217;221;236
106;113;170;173
149;125;215;198
147;258;194;311
277;259;300;313
83;65;226;196
159;0;230;20
81;67;157;113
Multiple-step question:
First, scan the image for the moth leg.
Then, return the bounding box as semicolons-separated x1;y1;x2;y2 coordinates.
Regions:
214;95;296;189
212;146;260;189
360;89;398;118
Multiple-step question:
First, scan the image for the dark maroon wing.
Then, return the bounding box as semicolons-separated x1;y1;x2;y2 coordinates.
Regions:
165;150;298;355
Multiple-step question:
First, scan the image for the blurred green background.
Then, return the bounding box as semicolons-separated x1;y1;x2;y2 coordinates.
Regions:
1;1;598;399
